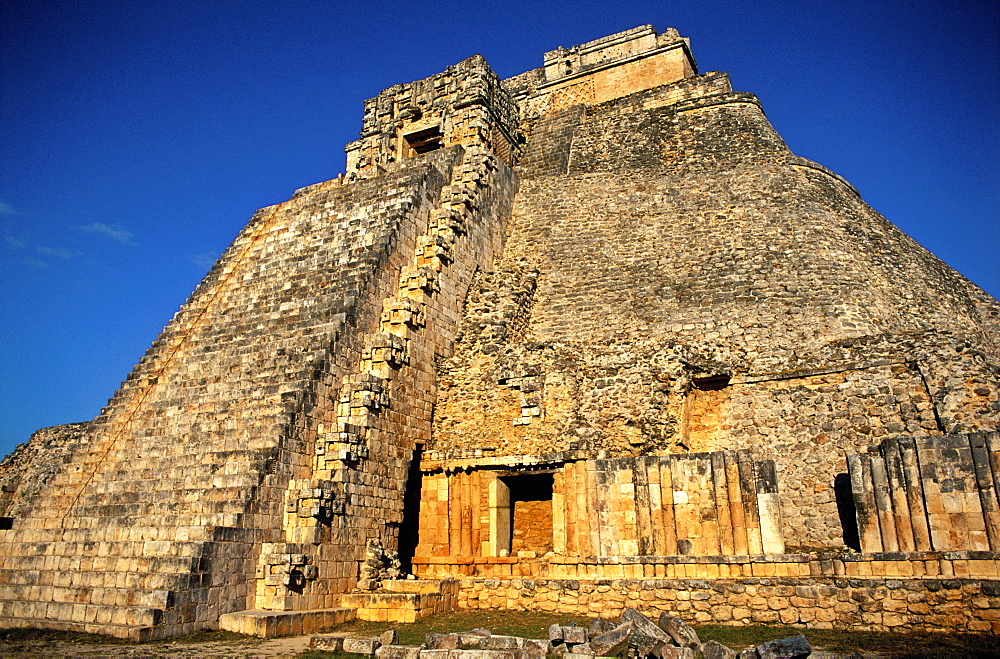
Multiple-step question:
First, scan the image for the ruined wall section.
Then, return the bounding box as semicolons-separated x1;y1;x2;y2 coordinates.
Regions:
433;73;999;550
849;432;1000;553
0;150;464;638
414;450;784;566
347;56;522;176
0;423;92;520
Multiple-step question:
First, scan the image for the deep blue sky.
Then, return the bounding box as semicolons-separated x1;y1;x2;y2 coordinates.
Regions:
1;1;997;457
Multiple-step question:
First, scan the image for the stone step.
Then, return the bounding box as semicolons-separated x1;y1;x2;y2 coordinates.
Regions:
340;586;456;623
218;607;356;638
381;578;457;595
0;600;166;636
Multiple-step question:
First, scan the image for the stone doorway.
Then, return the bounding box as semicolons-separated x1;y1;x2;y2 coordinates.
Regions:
499;472;554;557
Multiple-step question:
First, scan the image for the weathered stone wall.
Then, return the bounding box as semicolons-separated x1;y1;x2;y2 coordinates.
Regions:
431;61;1000;550
454;575;1000;633
850;432;1000;552
346;56;522;176
505;25;696;119
254;145;517;614
414;451;782;563
0;423;92;520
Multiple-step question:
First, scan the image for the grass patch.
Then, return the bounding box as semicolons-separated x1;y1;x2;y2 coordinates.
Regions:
0;627;257;647
324;610;592;646
0;627;133;645
695;623;1000;656
147;629;259;644
7;611;1000;658
309;612;1000;658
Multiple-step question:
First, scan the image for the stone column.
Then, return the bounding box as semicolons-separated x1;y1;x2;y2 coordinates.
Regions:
848;454;883;552
755;460;784;554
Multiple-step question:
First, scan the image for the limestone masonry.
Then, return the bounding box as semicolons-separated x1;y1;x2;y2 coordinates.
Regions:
1;25;998;639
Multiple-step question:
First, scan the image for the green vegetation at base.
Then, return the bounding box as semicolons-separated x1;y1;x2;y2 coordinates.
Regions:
313;610;1000;658
4;610;999;658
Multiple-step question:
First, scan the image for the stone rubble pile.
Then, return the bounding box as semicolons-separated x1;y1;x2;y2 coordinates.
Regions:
309;608;813;659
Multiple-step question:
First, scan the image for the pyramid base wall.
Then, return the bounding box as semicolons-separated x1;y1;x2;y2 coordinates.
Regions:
443;557;1000;633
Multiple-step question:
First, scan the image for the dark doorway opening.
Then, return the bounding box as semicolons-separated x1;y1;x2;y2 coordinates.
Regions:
397;443;424;573
500;472;554;556
834;472;860;551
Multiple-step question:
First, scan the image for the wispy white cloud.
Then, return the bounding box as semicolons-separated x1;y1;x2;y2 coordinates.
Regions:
22;257;47;269
4;236;26;249
0;201;24;216
36;246;78;260
77;222;136;245
189;252;219;269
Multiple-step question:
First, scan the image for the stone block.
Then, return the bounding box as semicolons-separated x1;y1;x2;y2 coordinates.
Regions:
427;633;461;650
343;635;383;655
701;640;736;659
753;634;811;659
311;634;346;652
480;635;522;650
588;623;632;656
376;644;423;659
656;612;700;650
561;625;589;644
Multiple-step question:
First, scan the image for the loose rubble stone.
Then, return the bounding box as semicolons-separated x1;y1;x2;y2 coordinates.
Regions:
752;635;812;659
621;608;677;655
343;636;383;655
589;618;617;638
311;633;383;654
376;645;424;659
656;613;702;650
701;640;737;659
427;633;462;650
588;622;633;656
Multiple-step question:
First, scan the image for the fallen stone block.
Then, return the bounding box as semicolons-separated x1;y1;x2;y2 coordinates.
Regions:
311;633;384;655
656;613;701;650
456;629;493;649
562;625;589;644
588;622;632;657
621;608;676;655
753;634;812;659
343;636;383;655
589;617;616;639
479;635;523;650
701;640;737;659
420;651;459;659
310;635;346;652
381;630;399;646
427;633;463;649
522;639;551;657
459;651;531;659
655;648;697;659
566;642;595;657
375;644;423;659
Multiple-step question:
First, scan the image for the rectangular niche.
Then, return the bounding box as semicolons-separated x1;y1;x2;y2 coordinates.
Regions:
403;125;444;156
